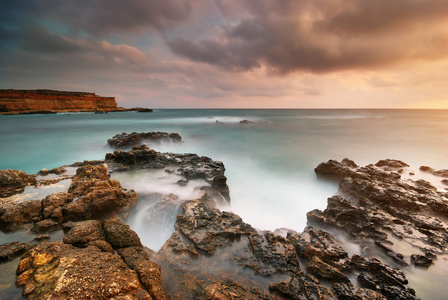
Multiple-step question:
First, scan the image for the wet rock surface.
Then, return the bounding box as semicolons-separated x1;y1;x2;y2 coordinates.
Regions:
108;131;182;148
0;169;37;198
16;241;153;299
2;148;444;299
313;159;448;260
106;144;230;204
0;241;32;263
153;198;418;299
63;163;138;222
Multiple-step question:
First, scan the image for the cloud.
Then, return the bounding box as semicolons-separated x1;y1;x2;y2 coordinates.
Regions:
20;23;81;54
168;0;448;74
0;0;192;38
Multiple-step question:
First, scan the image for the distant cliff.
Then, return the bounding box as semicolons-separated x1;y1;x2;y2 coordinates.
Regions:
0;89;118;114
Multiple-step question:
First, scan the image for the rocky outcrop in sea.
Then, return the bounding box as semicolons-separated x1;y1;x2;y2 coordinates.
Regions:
1;137;447;299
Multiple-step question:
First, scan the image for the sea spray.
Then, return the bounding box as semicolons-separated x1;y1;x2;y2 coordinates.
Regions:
111;169;209;250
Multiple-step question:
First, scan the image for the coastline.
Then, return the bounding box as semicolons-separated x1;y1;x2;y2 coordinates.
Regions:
0;89;153;115
1;131;448;299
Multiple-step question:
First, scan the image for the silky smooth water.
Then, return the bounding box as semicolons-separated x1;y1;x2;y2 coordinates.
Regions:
2;109;448;298
2;109;448;232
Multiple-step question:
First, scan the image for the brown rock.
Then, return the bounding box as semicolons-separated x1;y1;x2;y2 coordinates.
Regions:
118;246;166;300
174;200;255;255
63;220;105;246
0;89;118;114
305;256;350;283
0;169;37;197
15;241;151;299
31;219;61;234
86;240;114;253
269;273;337;300
63;164;137;222
375;159;409;168
0;200;42;232
107;132;182;149
103;221;142;248
41;192;73;223
0;241;31;262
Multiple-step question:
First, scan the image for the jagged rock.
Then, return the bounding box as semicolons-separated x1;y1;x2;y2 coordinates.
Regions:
174;200;255;255
108;131;181;148
355;288;386;300
314;158;362;181
204;280;272;299
86;240;114;253
410;254;434;267
306;256;350;283
312;159;448;260
288;226;348;263
38;167;66;175
63;220;105;246
63;164;137;222
0;241;31;262
105;146;230;204
420;166;448;178
269;273;337;300
31;219;60;234
105;145;159;166
16;241;151;299
375;159;409;168
41;192;73;223
350;254;416;299
245;231;301;276
0;169;37;197
103;220;143;249
118;246;166;300
0;200;42;232
331;281;359;300
357;273;378;290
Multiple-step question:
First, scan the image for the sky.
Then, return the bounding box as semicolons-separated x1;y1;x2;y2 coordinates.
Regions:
1;0;448;109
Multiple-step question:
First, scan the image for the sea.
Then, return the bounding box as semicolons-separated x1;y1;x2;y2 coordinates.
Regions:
1;109;448;299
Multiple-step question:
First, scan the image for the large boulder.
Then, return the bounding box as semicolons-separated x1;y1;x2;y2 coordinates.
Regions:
0;169;37;197
103;221;143;249
16;241;152;299
0;200;42;232
41;192;73;223
63;164;137;222
118;246;166;300
174;200;255;255
63;220;105;246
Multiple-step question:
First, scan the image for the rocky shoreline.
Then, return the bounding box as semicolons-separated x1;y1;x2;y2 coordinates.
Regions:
1;133;448;299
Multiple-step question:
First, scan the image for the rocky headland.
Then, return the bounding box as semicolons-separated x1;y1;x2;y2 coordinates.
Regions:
0;89;153;114
1;134;447;299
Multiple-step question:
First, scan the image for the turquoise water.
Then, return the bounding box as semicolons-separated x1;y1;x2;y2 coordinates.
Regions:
2;109;448;232
2;109;448;299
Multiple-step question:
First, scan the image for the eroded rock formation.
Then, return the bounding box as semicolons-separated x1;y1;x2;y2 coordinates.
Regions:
0;89;118;114
2;142;445;299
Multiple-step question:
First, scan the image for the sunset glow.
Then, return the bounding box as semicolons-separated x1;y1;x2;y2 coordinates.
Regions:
1;0;448;108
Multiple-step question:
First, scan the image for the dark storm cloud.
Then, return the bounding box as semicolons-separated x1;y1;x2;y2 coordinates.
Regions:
168;0;448;74
1;0;192;38
47;0;192;36
20;23;81;54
